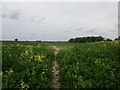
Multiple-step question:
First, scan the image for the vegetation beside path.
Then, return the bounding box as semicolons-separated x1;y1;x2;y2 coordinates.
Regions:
57;41;120;88
1;40;120;89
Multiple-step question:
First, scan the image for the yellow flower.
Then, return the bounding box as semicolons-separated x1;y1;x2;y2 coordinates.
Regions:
42;72;45;74
9;68;13;73
34;55;42;62
21;81;29;88
0;71;2;75
95;58;102;64
25;51;28;54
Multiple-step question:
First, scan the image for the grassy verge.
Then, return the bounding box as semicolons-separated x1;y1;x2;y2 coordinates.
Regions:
2;41;54;88
57;41;120;88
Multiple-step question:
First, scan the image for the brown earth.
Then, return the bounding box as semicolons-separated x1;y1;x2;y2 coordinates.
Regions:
51;46;61;89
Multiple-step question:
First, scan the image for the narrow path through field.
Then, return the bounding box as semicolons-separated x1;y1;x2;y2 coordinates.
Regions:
51;46;60;89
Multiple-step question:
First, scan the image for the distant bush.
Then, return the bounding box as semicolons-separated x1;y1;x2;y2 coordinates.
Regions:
114;36;120;40
36;40;41;42
14;39;18;41
106;38;112;41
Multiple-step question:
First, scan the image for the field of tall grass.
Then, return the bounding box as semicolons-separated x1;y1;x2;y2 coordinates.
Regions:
57;41;120;88
1;41;120;89
2;41;54;88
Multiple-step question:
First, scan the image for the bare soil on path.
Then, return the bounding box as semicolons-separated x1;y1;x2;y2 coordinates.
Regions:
51;46;61;89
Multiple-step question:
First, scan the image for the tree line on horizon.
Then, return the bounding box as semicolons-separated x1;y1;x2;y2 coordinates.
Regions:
14;36;120;42
68;36;120;43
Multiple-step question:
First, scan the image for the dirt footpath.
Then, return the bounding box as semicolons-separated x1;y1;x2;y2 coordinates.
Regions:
51;46;61;89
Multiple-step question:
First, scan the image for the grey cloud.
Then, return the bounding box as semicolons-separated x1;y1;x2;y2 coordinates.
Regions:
36;17;46;23
29;16;46;23
64;30;70;33
119;2;120;18
18;32;23;35
119;2;120;32
118;1;120;36
2;2;117;41
1;14;7;18
29;17;35;22
85;29;96;33
76;27;87;31
31;32;40;36
9;10;22;20
29;16;38;22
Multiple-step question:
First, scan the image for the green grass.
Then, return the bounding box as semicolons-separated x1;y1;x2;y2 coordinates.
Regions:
57;41;120;88
2;41;54;88
47;42;82;51
1;40;120;89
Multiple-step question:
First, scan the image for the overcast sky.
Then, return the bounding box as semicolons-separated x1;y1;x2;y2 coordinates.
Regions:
1;2;118;41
